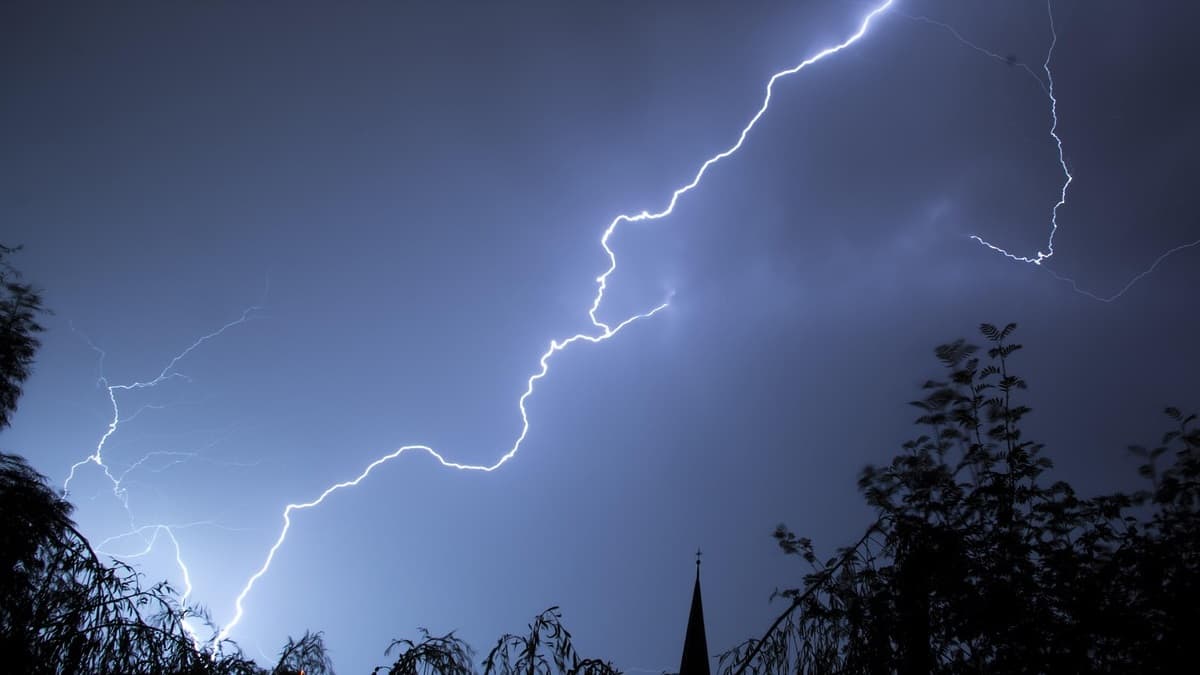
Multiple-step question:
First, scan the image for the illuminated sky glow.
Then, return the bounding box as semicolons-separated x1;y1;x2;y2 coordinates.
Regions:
4;2;1198;672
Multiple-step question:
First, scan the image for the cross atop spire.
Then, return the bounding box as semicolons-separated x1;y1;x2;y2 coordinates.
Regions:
679;550;711;675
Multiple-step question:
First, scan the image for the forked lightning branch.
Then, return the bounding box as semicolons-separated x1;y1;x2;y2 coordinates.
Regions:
61;0;1197;650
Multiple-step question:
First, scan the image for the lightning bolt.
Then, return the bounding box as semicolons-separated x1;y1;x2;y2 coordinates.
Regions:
64;306;262;498
1045;238;1200;302
64;0;1194;656
94;518;257;649
918;1;1200;301
217;302;670;643
62;308;262;647
96;523;197;601
114;448;260;494
961;0;1071;267
214;0;897;646
94;521;233;647
84;521;201;642
901;13;1050;94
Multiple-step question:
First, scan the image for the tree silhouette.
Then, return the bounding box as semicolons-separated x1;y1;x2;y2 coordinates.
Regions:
0;244;46;430
0;246;267;673
0;450;271;673
374;627;475;675
10;234;1193;673
0;248;620;673
375;609;621;675
483;607;620;675
720;323;1199;673
271;630;335;675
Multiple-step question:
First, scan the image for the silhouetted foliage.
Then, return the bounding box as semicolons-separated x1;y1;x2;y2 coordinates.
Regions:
374;609;620;675
0;451;268;674
272;630;336;675
0;244;46;430
483;607;620;675
1;444;631;674
0;243;622;675
15;242;1192;673
0;263;273;672
374;628;475;675
719;323;1200;674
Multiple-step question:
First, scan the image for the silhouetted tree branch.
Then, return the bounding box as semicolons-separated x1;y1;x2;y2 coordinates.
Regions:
719;323;1200;674
0;244;46;430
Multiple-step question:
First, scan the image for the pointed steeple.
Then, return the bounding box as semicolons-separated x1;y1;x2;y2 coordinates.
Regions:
678;549;711;675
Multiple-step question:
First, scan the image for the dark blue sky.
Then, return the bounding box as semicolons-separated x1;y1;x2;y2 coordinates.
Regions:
3;1;1198;672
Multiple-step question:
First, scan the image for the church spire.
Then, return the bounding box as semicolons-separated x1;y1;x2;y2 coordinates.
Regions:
678;549;711;675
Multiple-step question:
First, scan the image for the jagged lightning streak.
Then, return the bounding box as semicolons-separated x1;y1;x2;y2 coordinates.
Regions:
94;521;232;647
962;0;1070;267
112;448;261;504
97;524;197;600
63;308;261;645
1045;238;1200;302
96;517;255;644
217;302;670;644
902;12;1050;94
110;525;203;646
216;0;896;645
923;1;1200;301
64;306;261;498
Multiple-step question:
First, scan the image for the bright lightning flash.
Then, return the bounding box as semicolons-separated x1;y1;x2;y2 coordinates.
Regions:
215;0;897;646
65;307;261;500
63;307;262;645
64;0;1196;656
927;1;1200;301
963;0;1070;268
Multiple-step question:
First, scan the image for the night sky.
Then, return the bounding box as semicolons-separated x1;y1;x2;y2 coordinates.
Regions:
3;1;1198;672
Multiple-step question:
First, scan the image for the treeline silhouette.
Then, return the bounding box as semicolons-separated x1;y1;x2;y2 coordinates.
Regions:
3;243;1197;673
717;323;1199;674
